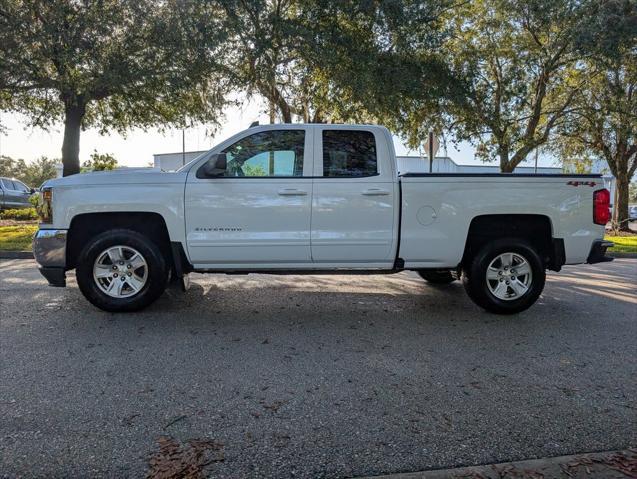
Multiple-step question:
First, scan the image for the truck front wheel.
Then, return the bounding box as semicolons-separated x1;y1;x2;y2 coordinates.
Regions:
76;229;169;312
462;238;545;314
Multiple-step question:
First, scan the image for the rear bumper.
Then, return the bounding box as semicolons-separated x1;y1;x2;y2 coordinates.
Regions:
586;240;614;264
33;229;67;287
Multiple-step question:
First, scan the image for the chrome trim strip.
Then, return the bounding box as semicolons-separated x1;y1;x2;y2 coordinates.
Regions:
33;229;67;268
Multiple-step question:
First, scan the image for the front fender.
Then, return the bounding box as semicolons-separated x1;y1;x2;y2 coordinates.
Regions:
51;183;186;244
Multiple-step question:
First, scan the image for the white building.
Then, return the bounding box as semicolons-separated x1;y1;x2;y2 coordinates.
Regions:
153;151;205;171
395;156;562;175
153;150;564;175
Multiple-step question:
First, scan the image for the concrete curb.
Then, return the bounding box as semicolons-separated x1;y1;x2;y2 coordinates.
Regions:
360;449;637;479
609;251;637;258
0;251;33;259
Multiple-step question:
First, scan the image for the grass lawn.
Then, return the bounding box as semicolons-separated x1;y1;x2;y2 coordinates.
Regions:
605;235;637;253
0;223;635;254
0;224;38;251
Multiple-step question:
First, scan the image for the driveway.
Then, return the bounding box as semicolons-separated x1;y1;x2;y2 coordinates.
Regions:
1;259;636;478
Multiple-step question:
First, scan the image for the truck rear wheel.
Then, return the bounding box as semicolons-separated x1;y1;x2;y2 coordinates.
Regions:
76;229;169;312
462;238;545;314
417;270;456;284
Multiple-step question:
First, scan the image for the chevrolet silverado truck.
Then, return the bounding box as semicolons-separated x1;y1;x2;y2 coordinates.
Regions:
33;124;613;314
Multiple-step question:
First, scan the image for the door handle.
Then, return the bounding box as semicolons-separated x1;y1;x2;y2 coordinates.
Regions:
278;188;307;196
362;188;390;196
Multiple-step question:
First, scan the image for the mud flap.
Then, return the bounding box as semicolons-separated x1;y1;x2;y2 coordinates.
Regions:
169;242;193;292
180;273;191;292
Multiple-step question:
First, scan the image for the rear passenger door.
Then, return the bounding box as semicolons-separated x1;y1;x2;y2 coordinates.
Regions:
310;127;397;265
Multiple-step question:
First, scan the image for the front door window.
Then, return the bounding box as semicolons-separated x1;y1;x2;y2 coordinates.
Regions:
222;130;305;177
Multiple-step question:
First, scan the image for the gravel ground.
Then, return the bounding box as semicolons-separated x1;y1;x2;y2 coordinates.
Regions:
1;259;636;478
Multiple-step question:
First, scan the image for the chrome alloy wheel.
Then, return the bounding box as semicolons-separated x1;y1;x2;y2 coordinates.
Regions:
93;246;148;298
486;252;532;301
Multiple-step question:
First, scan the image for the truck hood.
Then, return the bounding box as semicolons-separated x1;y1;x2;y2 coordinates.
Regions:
44;168;188;188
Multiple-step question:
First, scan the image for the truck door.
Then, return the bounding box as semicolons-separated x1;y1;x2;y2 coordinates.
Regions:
184;126;313;266
310;127;397;265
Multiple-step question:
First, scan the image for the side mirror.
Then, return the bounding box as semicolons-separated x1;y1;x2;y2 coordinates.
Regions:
197;153;227;178
215;153;227;171
30;188;36;194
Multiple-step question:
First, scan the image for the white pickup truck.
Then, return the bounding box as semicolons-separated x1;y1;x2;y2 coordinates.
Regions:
33;124;613;314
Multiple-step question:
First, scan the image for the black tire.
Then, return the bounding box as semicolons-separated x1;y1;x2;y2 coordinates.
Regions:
418;270;456;284
76;229;169;312
462;238;545;314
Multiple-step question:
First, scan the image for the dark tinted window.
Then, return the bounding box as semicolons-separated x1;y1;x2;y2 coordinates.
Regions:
222;130;305;177
12;180;29;192
1;179;15;190
322;130;377;177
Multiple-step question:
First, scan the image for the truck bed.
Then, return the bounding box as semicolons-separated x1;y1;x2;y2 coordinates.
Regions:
398;173;605;268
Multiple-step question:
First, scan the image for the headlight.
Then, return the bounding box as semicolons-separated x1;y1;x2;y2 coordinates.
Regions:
37;187;53;224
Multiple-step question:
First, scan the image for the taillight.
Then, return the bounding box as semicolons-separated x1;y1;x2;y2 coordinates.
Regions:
593;188;610;225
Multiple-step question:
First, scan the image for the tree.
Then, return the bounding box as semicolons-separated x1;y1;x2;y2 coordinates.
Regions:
554;0;637;230
416;0;605;172
301;0;455;128
0;155;22;179
304;0;593;168
217;0;326;123
21;156;59;187
289;0;589;170
82;151;118;172
0;0;229;176
557;58;636;229
216;0;452;125
0;154;58;187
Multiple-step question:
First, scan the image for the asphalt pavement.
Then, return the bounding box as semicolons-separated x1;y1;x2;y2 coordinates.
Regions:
1;259;636;478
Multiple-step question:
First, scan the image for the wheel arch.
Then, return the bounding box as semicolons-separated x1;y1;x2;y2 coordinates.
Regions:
462;214;564;271
66;212;184;272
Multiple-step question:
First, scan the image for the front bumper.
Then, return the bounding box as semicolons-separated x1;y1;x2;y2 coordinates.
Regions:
33;229;67;287
586;240;614;264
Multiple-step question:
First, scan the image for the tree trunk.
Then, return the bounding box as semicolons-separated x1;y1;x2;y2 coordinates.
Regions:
61;101;86;176
259;83;292;124
499;145;514;172
279;101;292;123
614;173;631;231
269;100;275;124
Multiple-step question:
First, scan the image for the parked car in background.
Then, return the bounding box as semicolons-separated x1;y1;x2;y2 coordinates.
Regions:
0;177;35;210
629;205;637;222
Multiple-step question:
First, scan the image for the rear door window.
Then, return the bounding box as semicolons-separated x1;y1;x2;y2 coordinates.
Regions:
322;130;377;178
12;180;29;192
1;179;16;190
